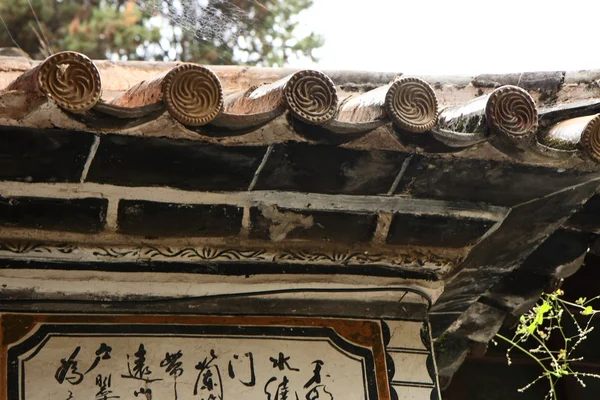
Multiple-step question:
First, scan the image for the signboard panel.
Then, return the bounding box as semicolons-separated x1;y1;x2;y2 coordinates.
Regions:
0;315;390;400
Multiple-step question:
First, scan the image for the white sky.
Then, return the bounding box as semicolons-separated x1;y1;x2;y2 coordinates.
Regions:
288;0;600;75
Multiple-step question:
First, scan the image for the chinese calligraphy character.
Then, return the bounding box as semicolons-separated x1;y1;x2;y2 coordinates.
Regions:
121;344;162;383
303;385;333;400
161;350;184;400
55;347;84;385
228;352;255;387
264;376;291;400
194;349;223;400
160;350;184;378
301;360;333;400
269;353;299;372
134;388;152;400
95;374;120;400
86;343;113;375
303;360;324;388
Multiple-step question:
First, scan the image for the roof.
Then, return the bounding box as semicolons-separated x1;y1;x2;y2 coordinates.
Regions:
1;51;600;168
2;51;600;381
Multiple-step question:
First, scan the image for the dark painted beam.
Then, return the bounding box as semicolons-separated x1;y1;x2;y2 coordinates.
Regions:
564;193;600;233
387;214;494;248
0;196;107;233
254;143;410;195
86;134;267;191
0;126;96;183
118;200;243;237
395;154;600;207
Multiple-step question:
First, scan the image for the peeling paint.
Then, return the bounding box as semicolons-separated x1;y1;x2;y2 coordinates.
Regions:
258;204;314;242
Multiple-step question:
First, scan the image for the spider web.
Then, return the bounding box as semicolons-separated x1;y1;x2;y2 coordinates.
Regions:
138;0;258;42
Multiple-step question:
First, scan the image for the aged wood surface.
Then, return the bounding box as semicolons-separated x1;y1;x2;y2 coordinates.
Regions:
0;181;507;219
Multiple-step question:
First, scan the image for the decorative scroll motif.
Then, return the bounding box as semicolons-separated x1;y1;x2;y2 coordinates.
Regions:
284;70;338;124
275;250;384;264
580;114;600;163
0;241;454;270
485;85;538;139
385;77;438;133
39;51;102;112
162;64;223;126
143;246;267;261
92;247;140;258
0;241;74;254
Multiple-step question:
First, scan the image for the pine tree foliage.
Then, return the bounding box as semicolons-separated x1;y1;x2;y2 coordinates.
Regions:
0;0;323;66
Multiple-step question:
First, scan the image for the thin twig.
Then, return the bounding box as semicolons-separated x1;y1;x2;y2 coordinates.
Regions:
27;0;54;54
0;14;24;52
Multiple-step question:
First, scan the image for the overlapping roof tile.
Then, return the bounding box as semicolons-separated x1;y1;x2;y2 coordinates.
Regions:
2;51;600;168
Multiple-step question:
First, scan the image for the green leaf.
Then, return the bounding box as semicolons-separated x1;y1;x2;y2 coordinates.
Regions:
582;306;594;316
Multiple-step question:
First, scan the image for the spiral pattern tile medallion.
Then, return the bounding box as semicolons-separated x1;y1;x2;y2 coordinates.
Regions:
486;85;538;138
39;52;101;113
163;64;223;126
581;115;600;163
284;70;338;124
385;77;438;133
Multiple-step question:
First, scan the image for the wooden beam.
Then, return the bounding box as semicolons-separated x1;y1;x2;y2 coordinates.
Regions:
0;181;507;220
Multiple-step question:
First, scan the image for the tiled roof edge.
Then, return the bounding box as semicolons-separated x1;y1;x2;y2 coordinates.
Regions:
1;51;600;168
